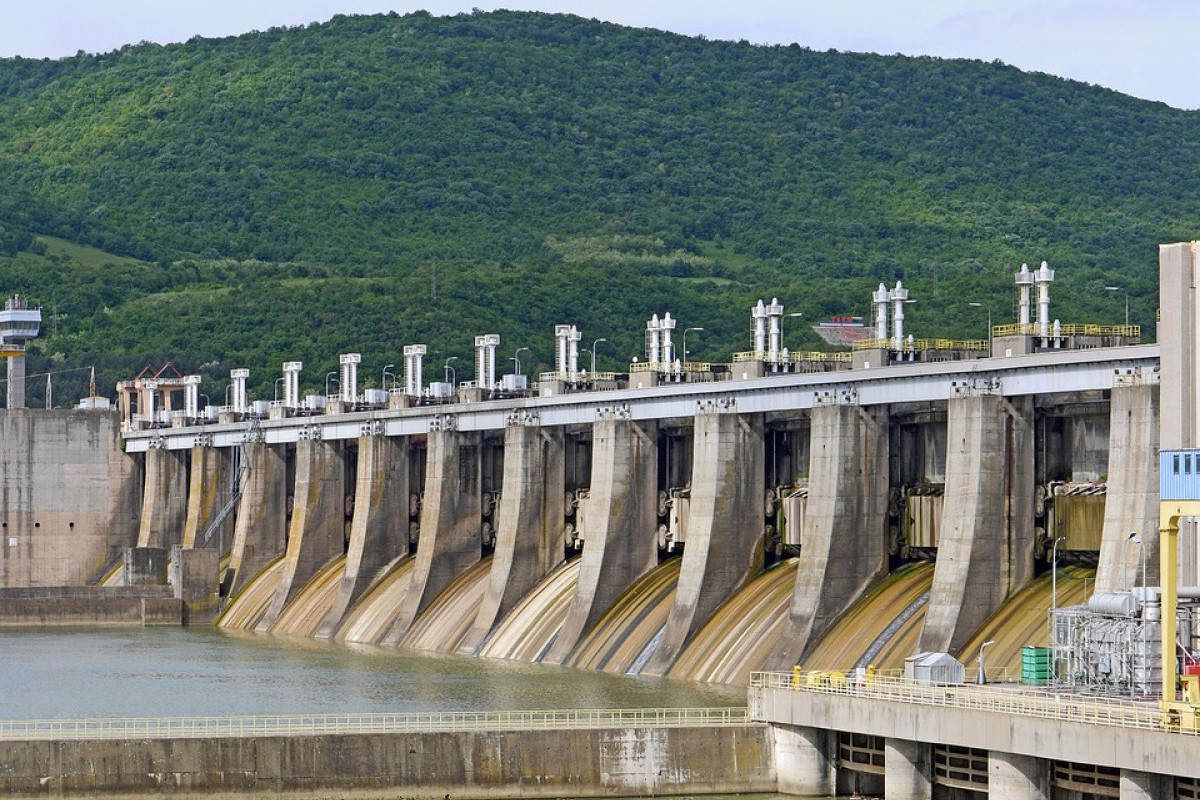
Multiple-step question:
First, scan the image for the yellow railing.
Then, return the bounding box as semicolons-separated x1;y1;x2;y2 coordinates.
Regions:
0;707;751;742
628;361;715;373
852;338;988;352
991;323;1141;338
750;670;1190;734
732;351;853;363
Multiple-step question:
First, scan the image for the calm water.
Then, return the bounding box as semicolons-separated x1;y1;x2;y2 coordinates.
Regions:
0;627;743;720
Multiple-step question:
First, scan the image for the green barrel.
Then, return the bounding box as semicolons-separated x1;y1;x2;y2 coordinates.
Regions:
1021;646;1053;685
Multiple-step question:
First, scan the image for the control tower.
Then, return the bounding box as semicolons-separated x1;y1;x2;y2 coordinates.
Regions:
0;296;41;408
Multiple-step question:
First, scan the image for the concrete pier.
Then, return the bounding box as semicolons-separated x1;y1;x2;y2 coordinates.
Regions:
317;434;410;639
885;737;932;800
225;442;288;597
989;751;1047;800
257;439;345;632
460;418;564;654
135;447;187;549
544;417;658;665
770;404;890;668
384;426;482;642
179;445;230;550
771;724;835;797
644;406;764;676
1095;381;1161;592
920;393;1034;654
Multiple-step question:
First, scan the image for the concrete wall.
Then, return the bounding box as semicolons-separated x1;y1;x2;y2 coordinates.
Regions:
0;586;177;627
0;409;141;588
0;725;773;799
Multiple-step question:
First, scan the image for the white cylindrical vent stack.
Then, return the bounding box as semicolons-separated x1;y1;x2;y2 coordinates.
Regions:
1034;260;1055;338
282;361;302;409
1015;263;1033;327
184;375;201;419
231;368;249;413
567;325;581;381
555;325;571;376
475;334;500;389
143;380;157;423
646;314;661;365
340;353;361;404
766;297;784;361
752;300;767;353
873;283;891;342
404;344;426;397
660;312;676;366
890;280;909;351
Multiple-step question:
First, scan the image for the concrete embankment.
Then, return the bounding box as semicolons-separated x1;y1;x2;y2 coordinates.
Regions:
0;586;180;627
0;724;773;799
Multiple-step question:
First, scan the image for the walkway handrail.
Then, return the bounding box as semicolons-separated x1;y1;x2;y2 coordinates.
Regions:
0;707;751;742
750;670;1192;735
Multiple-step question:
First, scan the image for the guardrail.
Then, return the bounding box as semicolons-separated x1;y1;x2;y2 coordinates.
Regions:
0;707;751;742
750;670;1191;734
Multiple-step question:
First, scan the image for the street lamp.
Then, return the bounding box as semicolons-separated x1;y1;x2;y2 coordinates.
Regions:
382;363;395;393
512;347;530;376
273;377;284;403
591;338;607;374
325;371;338;399
968;302;992;354
1051;536;1067;614
782;313;802;360
978;640;996;685
1104;286;1129;326
444;356;458;387
682;327;704;363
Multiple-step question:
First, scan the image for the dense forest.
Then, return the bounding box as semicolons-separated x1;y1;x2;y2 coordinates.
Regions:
0;10;1192;403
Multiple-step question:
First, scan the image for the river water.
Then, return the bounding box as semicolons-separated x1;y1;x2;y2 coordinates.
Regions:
0;627;743;720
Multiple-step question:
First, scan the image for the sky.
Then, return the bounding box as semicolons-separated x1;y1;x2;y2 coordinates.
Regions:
2;1;1196;109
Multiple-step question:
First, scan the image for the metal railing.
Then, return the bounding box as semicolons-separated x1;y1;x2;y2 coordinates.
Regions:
751;670;1191;734
852;338;988;352
991;322;1140;338
0;707;751;742
732;350;853;363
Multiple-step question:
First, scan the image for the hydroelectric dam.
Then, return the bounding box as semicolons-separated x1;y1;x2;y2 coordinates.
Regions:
6;243;1200;799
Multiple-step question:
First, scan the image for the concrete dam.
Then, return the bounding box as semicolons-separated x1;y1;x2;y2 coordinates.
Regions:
0;264;1159;687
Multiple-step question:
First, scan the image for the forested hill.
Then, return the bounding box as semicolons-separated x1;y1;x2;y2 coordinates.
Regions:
0;9;1194;401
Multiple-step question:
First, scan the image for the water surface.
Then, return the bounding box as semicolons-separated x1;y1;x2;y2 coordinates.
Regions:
0;627;742;720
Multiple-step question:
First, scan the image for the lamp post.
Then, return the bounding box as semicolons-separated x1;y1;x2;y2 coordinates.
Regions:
968;302;992;355
274;377;284;403
591;338;607;374
382;363;395;393
682;327;704;363
978;640;996;685
1051;535;1067;614
325;371;338;400
512;347;529;377
1104;286;1129;326
444;356;458;387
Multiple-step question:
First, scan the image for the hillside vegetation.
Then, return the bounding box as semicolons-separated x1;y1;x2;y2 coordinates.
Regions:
0;10;1192;402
